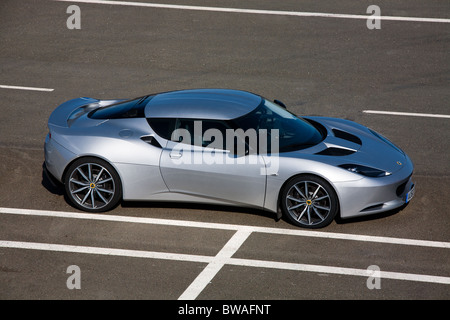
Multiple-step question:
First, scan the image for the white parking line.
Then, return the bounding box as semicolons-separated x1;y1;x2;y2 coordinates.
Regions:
227;257;450;285
1;207;449;299
1;239;449;294
0;240;214;263
0;84;54;92
363;110;450;119
54;0;450;24
178;229;252;300
1;207;449;248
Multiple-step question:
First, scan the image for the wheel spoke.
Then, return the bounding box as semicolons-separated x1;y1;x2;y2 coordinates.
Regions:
70;179;89;186
287;195;305;203
97;187;114;194
314;204;330;211
313;195;329;202
296;206;308;221
76;167;89;182
312;206;325;221
288;202;306;210
90;188;95;208
306;206;312;225
88;163;92;180
81;189;91;205
311;185;322;199
97;177;112;184
94;168;104;183
293;184;306;199
95;189;108;204
72;186;89;194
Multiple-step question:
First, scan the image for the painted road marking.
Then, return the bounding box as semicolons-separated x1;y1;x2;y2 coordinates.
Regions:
0;84;54;92
363;110;450;119
54;0;450;24
1;207;449;300
178;229;252;300
1;207;449;248
0;240;214;263
1;239;449;298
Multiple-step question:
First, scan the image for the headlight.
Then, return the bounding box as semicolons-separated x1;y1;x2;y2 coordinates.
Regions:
339;164;391;177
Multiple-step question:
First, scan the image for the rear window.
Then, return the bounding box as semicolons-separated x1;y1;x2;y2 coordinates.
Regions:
89;95;153;119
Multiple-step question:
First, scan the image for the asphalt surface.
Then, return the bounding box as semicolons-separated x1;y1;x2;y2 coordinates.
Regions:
0;0;449;303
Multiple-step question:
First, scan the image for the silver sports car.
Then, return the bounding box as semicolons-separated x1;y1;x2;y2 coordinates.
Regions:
44;89;415;228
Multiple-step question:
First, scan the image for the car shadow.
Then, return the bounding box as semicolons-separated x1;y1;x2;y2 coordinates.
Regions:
41;162;64;196
121;200;278;222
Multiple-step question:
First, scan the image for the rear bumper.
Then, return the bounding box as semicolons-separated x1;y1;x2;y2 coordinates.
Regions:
44;133;76;182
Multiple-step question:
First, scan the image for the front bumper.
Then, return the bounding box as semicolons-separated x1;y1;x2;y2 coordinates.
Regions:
335;169;415;219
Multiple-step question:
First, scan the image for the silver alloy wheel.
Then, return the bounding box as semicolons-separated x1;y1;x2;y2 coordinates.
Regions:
285;180;332;226
68;162;115;210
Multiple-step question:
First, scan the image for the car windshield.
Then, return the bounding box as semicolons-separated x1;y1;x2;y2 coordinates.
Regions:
233;99;323;152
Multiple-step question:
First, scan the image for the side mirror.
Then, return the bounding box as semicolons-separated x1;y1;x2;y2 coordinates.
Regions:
274;99;287;109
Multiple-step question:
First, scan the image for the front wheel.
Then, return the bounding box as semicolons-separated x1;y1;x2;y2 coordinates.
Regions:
281;175;338;229
64;157;122;212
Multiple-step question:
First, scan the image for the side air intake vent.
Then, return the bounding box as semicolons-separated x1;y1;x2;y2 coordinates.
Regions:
360;203;384;212
316;148;356;156
332;129;362;145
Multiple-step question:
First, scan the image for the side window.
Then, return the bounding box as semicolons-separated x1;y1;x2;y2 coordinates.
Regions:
147;118;176;140
172;119;230;150
201;120;229;150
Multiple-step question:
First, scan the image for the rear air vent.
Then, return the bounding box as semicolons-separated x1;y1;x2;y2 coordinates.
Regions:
316;147;356;156
332;129;362;145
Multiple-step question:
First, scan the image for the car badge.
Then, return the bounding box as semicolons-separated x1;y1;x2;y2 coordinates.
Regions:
397;161;402;165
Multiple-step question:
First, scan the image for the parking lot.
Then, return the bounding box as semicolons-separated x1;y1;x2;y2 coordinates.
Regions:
0;0;449;303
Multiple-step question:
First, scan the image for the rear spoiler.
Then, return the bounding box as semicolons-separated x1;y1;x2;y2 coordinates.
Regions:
48;97;98;127
48;97;122;127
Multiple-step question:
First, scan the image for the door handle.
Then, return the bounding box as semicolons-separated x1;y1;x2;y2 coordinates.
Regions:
170;150;183;159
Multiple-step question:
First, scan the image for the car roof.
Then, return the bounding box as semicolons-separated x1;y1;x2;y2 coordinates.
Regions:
144;89;262;120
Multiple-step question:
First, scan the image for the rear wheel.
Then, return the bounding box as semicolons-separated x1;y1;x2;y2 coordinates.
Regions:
281;175;338;229
64;157;122;212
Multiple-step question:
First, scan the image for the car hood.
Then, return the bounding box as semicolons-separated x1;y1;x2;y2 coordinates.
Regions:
296;116;412;174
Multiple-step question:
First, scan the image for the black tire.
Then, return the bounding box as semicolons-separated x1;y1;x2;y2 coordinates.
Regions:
281;175;338;229
64;157;122;212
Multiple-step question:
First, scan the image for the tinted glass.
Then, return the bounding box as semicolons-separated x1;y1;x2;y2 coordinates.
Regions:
233;99;323;152
172;119;230;149
90;95;153;119
147;118;176;140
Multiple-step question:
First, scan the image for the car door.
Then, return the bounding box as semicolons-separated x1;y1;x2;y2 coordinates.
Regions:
159;118;267;207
